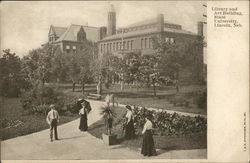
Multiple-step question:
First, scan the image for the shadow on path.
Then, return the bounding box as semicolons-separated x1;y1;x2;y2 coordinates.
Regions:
60;135;86;140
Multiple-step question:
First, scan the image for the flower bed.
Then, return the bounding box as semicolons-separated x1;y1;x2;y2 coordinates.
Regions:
88;106;207;150
132;106;207;136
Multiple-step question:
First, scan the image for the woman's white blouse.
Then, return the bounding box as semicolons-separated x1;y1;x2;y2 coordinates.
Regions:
79;108;87;115
142;120;153;134
125;110;133;122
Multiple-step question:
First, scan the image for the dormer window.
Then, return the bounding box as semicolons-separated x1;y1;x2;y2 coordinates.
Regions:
77;27;86;42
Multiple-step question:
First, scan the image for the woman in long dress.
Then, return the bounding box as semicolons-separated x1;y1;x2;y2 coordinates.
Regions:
141;114;157;156
124;105;135;139
79;101;89;131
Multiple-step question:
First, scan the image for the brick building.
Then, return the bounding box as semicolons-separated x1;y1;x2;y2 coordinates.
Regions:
98;5;205;83
47;24;107;53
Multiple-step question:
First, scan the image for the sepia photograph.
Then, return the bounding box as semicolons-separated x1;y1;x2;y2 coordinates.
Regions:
0;1;208;160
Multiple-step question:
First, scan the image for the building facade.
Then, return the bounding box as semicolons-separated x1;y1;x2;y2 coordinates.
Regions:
98;5;204;83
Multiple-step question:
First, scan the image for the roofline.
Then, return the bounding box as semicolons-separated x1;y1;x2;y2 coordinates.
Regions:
54;40;88;44
98;32;158;43
70;24;101;29
98;31;199;43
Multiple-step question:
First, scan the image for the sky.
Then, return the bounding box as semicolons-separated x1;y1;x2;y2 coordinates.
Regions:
0;1;207;58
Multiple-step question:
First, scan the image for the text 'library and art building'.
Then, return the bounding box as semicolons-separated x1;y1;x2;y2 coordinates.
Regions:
46;5;206;84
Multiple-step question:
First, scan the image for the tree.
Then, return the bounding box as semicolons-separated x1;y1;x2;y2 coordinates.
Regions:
65;41;97;93
138;54;162;96
22;44;57;87
0;49;30;97
152;36;204;83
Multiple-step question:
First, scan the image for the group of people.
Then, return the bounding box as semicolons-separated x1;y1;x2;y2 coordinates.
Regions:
46;98;91;142
46;98;157;157
124;105;157;157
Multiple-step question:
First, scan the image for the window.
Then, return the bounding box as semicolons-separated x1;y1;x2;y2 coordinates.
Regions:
119;42;121;50
145;38;148;48
149;38;152;48
113;43;115;51
66;45;70;53
124;41;126;50
104;44;106;52
72;46;76;52
116;42;119;51
101;44;103;53
110;43;112;52
127;41;130;49
141;38;144;49
131;40;134;49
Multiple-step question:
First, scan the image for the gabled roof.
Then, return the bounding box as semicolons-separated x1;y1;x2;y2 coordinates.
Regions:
54;26;67;37
49;25;67;37
55;24;100;42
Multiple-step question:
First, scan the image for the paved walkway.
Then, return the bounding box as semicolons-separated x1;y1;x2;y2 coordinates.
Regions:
1;100;206;160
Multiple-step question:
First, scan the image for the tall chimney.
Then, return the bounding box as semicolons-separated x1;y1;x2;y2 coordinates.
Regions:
107;4;116;36
157;14;164;33
197;21;204;36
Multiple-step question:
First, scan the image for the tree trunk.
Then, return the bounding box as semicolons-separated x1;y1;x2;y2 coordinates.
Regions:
97;80;102;95
72;82;76;92
82;81;85;94
152;80;156;97
120;80;124;90
147;75;150;88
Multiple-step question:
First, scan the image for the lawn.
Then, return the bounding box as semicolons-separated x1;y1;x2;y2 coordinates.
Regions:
88;106;207;151
65;83;206;115
0;97;78;140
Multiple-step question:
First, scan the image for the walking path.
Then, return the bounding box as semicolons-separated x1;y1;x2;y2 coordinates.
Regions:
1;100;206;160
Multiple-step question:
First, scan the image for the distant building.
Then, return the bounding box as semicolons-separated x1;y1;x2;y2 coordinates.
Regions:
98;5;205;83
47;24;107;53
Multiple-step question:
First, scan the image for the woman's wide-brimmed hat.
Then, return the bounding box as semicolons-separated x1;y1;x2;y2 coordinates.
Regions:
78;98;84;102
125;105;132;110
81;101;86;105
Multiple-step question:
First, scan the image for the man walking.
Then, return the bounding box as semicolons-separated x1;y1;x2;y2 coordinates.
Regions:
47;104;59;142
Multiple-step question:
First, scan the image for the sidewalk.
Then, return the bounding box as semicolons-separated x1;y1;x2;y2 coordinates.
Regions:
1;100;206;160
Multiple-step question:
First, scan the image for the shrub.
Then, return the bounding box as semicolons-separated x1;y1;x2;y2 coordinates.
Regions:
196;91;207;109
131;106;207;136
21;85;67;115
63;94;81;114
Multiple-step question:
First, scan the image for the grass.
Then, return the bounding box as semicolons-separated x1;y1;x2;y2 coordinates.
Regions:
0;97;78;140
65;83;206;115
88;106;207;151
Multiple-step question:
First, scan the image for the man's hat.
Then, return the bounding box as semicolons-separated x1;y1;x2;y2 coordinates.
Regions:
50;104;55;108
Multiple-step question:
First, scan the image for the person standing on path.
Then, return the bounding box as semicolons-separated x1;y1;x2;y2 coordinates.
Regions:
79;99;92;131
46;104;60;142
124;105;135;139
141;113;157;157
